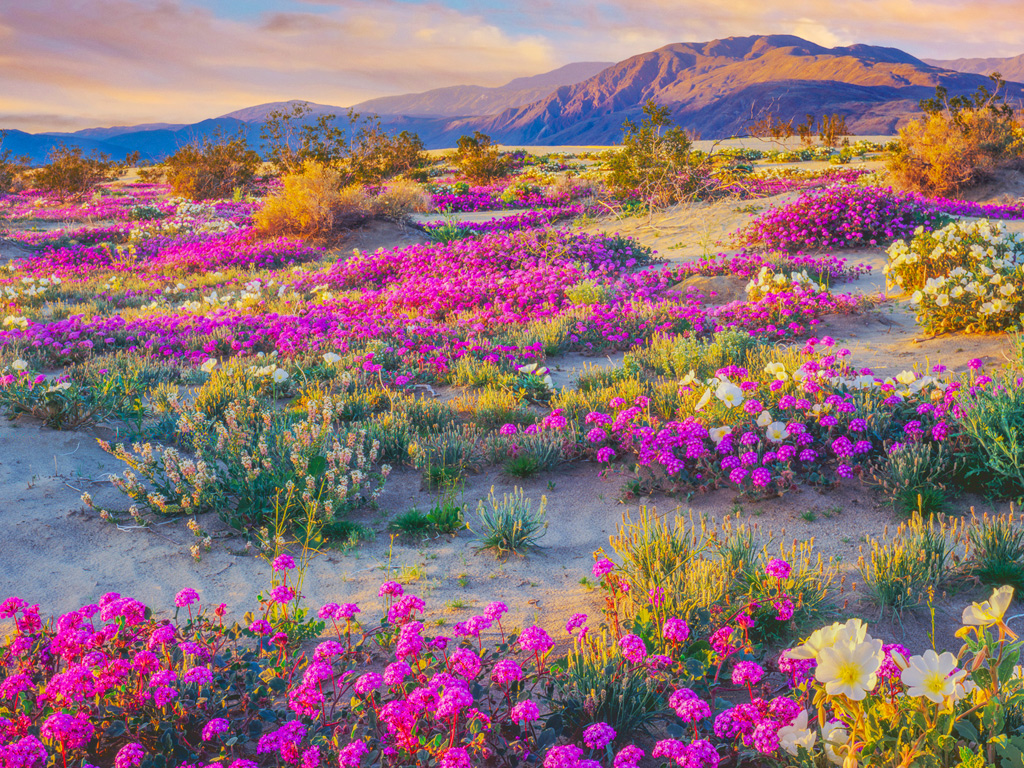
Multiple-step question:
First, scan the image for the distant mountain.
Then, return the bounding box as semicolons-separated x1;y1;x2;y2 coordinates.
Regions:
219;101;344;123
476;34;1024;144
8;37;1024;162
351;61;613;117
923;54;1024;85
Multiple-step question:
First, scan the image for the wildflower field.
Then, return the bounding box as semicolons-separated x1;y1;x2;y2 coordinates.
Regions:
6;140;1024;768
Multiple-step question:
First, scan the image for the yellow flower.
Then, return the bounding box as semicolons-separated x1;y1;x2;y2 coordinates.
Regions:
962;585;1014;627
901;650;965;704
815;636;884;700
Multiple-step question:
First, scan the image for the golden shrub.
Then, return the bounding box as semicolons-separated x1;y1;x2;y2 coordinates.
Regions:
255;162;370;238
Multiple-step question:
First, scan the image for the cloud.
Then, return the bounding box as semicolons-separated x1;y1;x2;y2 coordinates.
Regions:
2;0;1023;132
0;0;557;131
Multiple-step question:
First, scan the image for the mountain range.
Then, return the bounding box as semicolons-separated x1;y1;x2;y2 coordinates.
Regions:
5;35;1024;163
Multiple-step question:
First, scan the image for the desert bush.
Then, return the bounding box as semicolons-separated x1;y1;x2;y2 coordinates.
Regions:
474;485;547;556
350;122;428;184
389;498;466;538
857;514;952;614
871;440;959;517
369;178;431;221
260;101;348;174
163;135;261;200
255;162;370;238
605;101;712;208
965;510;1024;590
888;78;1022;195
95;393;391;532
958;371;1024;495
452;131;510;184
412;424;483;488
0;131;27;193
32;145;122;201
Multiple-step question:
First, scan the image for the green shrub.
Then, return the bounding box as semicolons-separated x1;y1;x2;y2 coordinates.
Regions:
871;441;959;517
33;145;122;201
958;373;1024;495
452;132;510;184
965;511;1024;590
558;638;666;744
163;135;261;200
474;486;547;556
605;101;712;208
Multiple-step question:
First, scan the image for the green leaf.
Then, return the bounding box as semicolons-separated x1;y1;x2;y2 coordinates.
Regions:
308;455;327;477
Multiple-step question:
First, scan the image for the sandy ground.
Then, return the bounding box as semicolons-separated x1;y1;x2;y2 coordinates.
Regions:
0;415;996;651
3;167;1023;655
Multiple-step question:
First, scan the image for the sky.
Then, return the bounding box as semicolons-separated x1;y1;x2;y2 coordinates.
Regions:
1;0;1022;133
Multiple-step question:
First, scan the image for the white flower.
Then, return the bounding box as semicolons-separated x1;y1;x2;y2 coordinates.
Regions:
271;368;289;383
709;426;732;444
789;618;868;660
11;359;28;372
778;710;816;756
679;370;696;386
962;585;1014;627
935;294;950;307
200;359;217;374
822;722;850;766
695;388;712;411
715;380;744;408
911;291;923;304
901;650;965;704
765;421;789;443
756;410;773;428
322;352;341;365
815;635;884;700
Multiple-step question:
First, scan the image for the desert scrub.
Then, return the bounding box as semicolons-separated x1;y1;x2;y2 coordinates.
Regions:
96;393;391;532
887;83;1022;196
0;360;147;430
162;135;261;200
412;424;483;488
871;439;960;517
369;178;432;221
605;507;731;627
857;513;953;614
255;161;371;238
887;219;1024;333
474;485;547;556
958;370;1024;495
623;328;759;380
964;510;1024;590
